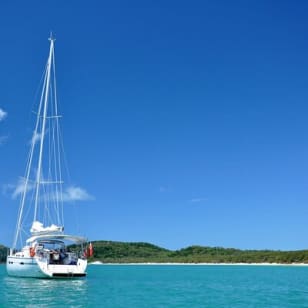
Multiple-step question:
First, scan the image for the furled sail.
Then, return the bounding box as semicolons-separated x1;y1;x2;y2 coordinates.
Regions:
30;221;64;235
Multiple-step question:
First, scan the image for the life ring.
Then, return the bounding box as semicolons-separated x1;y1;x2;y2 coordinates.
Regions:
30;247;35;257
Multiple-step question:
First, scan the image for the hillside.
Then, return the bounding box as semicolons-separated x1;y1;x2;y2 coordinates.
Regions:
91;241;170;263
90;241;308;264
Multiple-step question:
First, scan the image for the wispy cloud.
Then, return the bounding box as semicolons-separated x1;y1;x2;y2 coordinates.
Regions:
0;108;7;122
159;186;168;193
189;197;208;203
8;178;35;199
61;186;94;202
4;177;93;203
31;131;42;145
0;135;8;146
0;109;8;145
2;183;13;197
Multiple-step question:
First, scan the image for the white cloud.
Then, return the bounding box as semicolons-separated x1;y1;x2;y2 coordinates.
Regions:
0;108;7;122
61;186;94;202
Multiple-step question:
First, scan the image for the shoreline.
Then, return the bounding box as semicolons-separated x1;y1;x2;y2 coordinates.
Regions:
89;261;308;266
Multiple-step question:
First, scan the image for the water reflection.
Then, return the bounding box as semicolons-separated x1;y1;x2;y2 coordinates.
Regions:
3;275;88;307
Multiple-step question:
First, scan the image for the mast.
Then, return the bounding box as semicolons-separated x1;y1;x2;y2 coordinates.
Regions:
34;36;55;221
12;36;55;249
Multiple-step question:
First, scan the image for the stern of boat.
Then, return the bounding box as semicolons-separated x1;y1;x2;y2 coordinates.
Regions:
37;257;87;278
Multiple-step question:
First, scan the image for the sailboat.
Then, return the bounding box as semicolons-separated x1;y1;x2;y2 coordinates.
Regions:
6;36;90;278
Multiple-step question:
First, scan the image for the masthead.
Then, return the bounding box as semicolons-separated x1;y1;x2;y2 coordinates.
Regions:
49;31;56;42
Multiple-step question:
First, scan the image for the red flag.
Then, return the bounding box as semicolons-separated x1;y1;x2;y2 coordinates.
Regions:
87;242;93;257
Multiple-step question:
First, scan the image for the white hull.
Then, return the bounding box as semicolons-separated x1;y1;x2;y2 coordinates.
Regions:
7;255;87;278
7;256;47;278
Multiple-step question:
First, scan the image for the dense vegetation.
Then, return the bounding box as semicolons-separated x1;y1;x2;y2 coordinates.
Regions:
0;245;7;263
89;241;308;264
2;241;308;264
90;241;170;263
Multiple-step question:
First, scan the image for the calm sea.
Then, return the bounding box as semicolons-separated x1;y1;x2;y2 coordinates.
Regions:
0;264;308;307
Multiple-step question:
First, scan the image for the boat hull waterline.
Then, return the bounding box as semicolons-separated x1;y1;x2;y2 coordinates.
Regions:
7;257;87;278
7;249;87;278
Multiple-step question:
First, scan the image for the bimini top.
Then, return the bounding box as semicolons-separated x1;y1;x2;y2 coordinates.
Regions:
26;234;87;245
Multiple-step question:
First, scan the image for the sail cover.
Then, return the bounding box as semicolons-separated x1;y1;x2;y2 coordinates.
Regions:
30;221;64;235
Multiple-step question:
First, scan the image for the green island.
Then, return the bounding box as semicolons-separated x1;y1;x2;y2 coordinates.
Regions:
1;241;308;264
87;241;308;264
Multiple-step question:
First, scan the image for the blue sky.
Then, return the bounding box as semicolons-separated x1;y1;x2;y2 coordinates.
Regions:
1;0;308;250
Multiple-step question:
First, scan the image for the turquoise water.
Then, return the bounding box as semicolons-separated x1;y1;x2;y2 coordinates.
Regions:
1;264;308;307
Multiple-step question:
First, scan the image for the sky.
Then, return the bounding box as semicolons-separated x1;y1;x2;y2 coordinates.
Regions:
0;0;308;251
